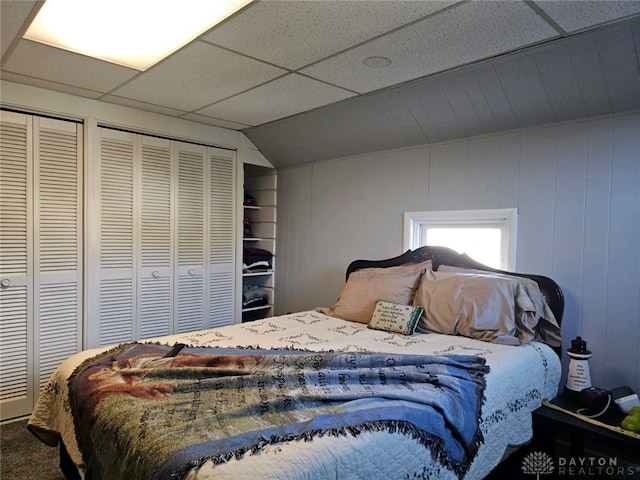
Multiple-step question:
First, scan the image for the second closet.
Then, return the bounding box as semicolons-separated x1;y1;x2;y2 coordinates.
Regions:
86;128;236;348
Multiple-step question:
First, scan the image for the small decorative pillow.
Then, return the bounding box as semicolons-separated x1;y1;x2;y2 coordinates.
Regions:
368;300;424;335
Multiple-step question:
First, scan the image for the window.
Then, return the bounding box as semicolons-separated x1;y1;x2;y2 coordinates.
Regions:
403;208;518;270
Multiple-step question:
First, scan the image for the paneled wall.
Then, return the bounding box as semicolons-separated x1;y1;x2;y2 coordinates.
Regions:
276;111;640;395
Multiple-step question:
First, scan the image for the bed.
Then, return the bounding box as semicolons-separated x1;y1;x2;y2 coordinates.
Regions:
28;246;563;480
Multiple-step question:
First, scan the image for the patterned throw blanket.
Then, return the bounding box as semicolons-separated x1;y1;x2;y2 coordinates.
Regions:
68;343;488;480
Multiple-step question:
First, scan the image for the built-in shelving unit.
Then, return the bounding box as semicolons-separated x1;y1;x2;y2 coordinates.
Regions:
241;165;276;322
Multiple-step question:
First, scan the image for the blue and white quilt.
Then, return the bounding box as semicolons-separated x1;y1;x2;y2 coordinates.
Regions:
29;311;561;480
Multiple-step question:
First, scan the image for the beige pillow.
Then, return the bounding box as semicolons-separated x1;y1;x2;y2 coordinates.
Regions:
368;300;424;335
331;262;429;323
437;265;561;347
413;270;524;345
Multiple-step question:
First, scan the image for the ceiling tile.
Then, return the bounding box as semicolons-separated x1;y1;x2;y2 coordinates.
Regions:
2;40;138;92
201;0;456;70
110;41;286;112
196;74;355;126
534;0;640;33
300;0;559;94
0;1;40;58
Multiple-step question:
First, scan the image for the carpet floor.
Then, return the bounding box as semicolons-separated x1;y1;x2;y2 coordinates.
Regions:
0;418;65;480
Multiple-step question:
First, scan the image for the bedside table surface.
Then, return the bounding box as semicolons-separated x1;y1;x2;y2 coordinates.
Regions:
534;394;640;447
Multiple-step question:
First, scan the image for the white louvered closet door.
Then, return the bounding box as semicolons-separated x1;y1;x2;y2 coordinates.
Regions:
175;142;207;333
0;111;32;419
0;111;82;420
138;137;173;338
93;129;136;346
33;117;83;392
208;147;236;327
88;131;237;347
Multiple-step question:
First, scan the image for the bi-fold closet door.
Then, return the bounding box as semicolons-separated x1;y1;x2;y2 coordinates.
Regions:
87;128;236;348
0;110;83;420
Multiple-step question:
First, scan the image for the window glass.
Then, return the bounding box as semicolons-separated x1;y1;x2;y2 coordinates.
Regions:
403;209;517;270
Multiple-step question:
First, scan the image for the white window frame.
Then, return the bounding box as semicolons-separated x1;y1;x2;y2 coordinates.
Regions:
403;208;518;270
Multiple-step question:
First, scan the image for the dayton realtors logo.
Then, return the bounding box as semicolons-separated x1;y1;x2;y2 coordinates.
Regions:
521;451;639;478
521;451;555;479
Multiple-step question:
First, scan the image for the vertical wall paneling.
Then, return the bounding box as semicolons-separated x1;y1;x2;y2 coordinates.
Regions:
483;136;503;209
604;114;640;388
497;132;521;209
429;142;470;210
276;111;640;395
579;117;613;388
377;153;409;255
0;111;82;420
353;154;389;259
516;126;556;273
550;123;588;360
274;166;312;314
392;146;430;213
310;161;357;281
467;137;490;207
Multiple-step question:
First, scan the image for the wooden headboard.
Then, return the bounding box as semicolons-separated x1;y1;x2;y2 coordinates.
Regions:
346;245;564;329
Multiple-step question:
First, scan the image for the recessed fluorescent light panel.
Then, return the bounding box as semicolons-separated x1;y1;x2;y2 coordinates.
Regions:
24;0;252;71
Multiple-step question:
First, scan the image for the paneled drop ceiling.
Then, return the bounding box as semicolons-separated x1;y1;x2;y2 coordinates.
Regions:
2;0;640;167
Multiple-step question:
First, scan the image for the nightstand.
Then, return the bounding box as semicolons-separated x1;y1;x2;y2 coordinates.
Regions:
530;395;640;478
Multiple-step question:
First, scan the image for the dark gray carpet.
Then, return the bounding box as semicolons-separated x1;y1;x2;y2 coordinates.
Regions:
0;418;65;480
